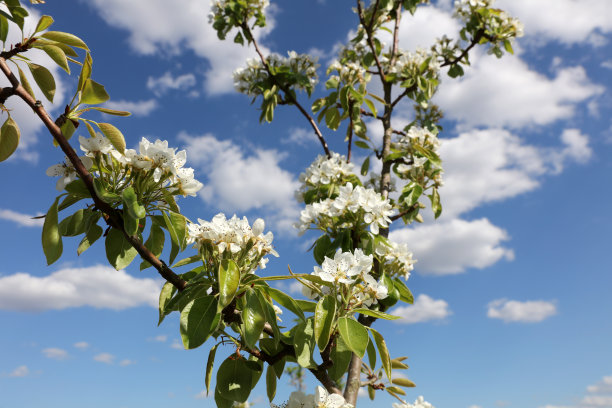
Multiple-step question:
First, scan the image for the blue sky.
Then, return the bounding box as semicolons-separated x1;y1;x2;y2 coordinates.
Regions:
0;1;611;407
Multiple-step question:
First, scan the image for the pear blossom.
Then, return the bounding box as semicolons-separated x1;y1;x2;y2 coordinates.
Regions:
296;153;355;201
360;274;389;306
313;249;373;285
170;167;203;197
79;132;113;156
46;156;93;191
314;386;353;408
375;240;416;280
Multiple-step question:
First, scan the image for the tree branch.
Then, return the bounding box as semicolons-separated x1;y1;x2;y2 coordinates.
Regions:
0;56;187;292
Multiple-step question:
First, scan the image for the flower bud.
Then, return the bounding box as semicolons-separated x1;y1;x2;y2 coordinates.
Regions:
252;218;265;236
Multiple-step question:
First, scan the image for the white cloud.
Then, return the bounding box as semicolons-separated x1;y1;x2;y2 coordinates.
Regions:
393;294;452;324
487;299;557;323
496;0;612;46
171;339;183;350
0;209;44;228
73;342;89;349
146;72;197;96
396;5;461;51
178;132;300;233
104;99;159;117
86;0;274;95
8;365;29;377
436;54;604;129
391;218;514;275
0;265;161;311
94;353;115;364
543;375;612;408
150;335;168;343
194;390;208;399
42;348;69;360
587;376;612;394
601;61;612;70
119;359;135;367
281;127;320;147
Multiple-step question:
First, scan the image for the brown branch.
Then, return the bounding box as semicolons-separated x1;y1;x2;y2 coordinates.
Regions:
440;30;486;68
389;1;402;67
357;0;387;84
0;57;187;292
242;23;331;159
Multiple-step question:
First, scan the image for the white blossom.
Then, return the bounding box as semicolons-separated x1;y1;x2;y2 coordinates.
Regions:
46;156;93;191
296;153;355;201
314;386;353;408
313;249;373;285
79;132;113;156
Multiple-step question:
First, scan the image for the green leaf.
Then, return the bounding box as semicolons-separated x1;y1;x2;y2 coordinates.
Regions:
370;327;392;381
77;223;102;255
167;211;187;250
242;288;266;349
60;118;76;141
266;365;277;402
42;197;62;265
294;318;317;368
328;334;352;381
64;179;90;198
214;386;234;408
354;140;369;150
41;31;88;50
0;116;20;162
59;209;89;236
123;209;138;236
337;317;368;358
180;295;218;349
325;107;341;130
97;122;125;154
34;15;54;33
216;356;253;403
218;259;240;311
352;308;400;320
360;156;370;176
0;15;9;43
141;224;165;270
366;333;377;369
391;377;416;388
205;344;218;396
314;295;336;351
264;287;305;322
430;188;442;218
386;386;406;396
294;299;316;313
88;107;131;116
157;282;175;326
77;52;92;92
171;254;200;268
81;79;109;105
16;65;36;100
39;45;69;73
364;98;378;118
28;63;55;102
313;234;332;265
105;227;137;270
257;290;281;346
393;278;414;304
92;178;120;204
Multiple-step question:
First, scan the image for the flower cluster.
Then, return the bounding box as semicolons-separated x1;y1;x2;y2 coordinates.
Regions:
296;182;394;235
327;59;368;88
187;213;278;273
376;239;416;280
394;126;442;185
303;249;388;308
454;0;524;42
233;51;319;96
271;386;354;408
296;153;355;202
392;396;435;408
208;0;269;41
385;48;441;79
46;155;93;191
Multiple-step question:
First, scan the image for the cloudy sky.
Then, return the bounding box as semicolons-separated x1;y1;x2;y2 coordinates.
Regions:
0;1;611;408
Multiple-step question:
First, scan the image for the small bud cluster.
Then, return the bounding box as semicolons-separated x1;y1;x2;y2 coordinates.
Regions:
233;51;319;96
376;239;416;280
327;59;368;88
296;153;355;202
208;0;269;40
394;126;443;187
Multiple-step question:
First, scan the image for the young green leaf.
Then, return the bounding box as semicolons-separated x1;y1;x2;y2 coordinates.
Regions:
180;295;218;349
0;117;20;162
370;327;392;381
0;15;9;42
337;317;369;358
81;79;109;105
141;224;165;270
58;209;89;236
217;259;240;311
393;278;414;304
77;223;102;255
266;365;277;402
264;287;305;321
352;308;400;320
293;318;317;368
328;334;352;381
28;63;56;102
77;52;92;92
41;31;88;50
88;107;131;116
314;295;336;351
38;44;69;73
97;122;125;153
205;344;218;396
16;65;36;100
122;187;146;219
391;377;416;388
216;356;253;403
157;282;175;326
366;333;377;369
42;197;62;265
360;156;370;176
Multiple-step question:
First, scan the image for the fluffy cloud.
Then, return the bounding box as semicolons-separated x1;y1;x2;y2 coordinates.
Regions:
281;127;320;147
391;218;514;275
0;209;44;228
542;375;612;408
73;342;89;349
147;72;197;96
496;0;612;46
0;265;161;311
42;348;69;360
436;54;604;129
104;99;159;117
487;299;557;323
393;294;452;324
178;132;300;233
8;365;29;378
93;353;115;364
86;0;273;95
